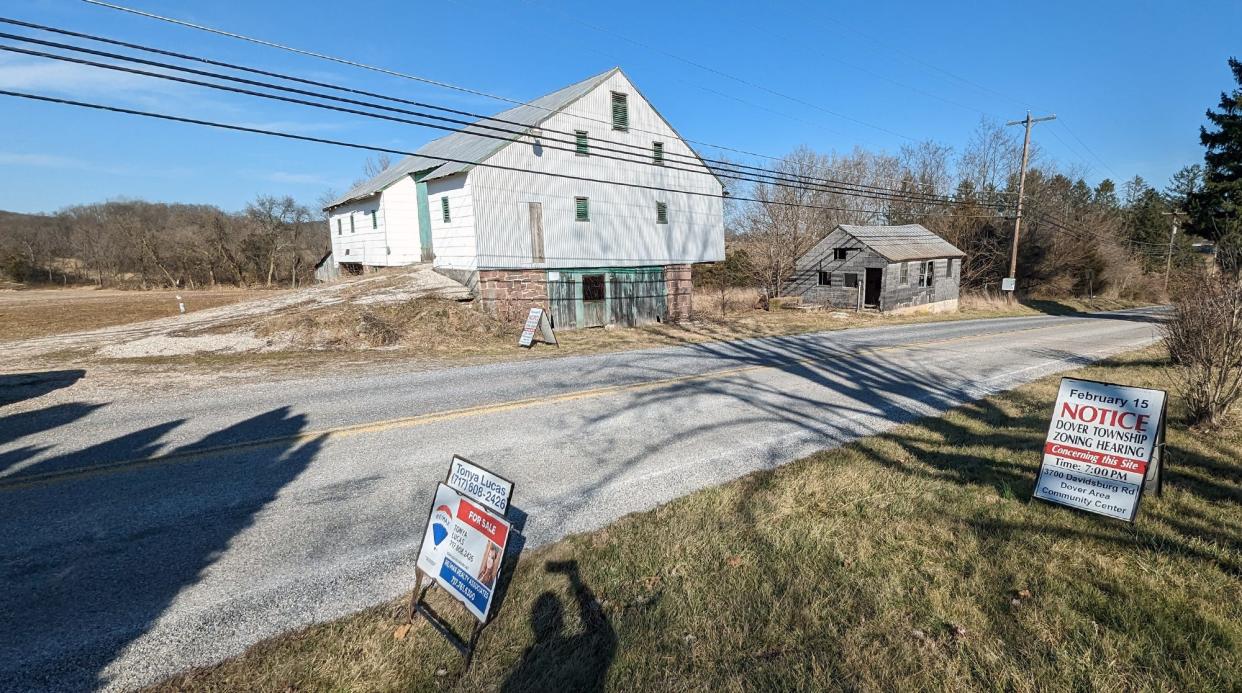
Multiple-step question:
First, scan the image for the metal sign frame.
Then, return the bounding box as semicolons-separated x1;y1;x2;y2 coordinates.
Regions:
407;457;517;669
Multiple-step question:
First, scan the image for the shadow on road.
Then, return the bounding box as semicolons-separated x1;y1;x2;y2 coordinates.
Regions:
0;406;324;692
0;369;86;406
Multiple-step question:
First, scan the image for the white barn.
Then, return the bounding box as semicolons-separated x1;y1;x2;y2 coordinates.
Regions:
323;67;724;327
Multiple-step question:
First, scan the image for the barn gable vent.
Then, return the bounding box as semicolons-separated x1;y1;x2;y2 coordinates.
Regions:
575;196;590;222
656;201;668;224
441;196;451;223
652;141;664;166
575;130;589;156
611;92;628;131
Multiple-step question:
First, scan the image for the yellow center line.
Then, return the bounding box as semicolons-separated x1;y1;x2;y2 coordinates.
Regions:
0;320;1085;491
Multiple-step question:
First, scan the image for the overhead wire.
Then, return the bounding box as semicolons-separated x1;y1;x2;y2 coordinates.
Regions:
0;88;1013;224
0;18;1018;206
0;35;1014;212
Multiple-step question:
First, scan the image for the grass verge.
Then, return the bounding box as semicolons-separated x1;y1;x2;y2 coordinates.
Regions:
152;346;1240;692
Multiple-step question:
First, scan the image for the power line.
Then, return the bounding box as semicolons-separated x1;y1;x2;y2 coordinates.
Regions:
78;0;815;164
0;88;1012;223
0;37;1011;212
1;18;1016;206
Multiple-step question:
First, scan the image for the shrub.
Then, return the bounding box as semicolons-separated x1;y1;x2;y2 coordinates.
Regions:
1162;274;1242;428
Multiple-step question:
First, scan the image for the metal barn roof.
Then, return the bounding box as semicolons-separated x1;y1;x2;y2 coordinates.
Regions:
838;224;965;262
324;68;621;209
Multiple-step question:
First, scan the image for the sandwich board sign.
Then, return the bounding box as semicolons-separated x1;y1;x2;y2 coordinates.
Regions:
416;483;511;622
410;457;517;664
518;306;557;348
1032;377;1167;522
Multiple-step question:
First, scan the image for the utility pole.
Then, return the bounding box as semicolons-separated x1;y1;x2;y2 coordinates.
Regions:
1004;111;1056;299
1161;211;1185;293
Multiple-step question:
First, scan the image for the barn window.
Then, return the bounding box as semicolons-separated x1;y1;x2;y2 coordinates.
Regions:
371;210;378;229
919;261;935;287
583;274;606;301
900;262;909;284
656;201;668;224
336;218;342;235
844;273;859;288
611;92;628;131
344;248;350;255
575;196;590;222
350;215;355;233
817;271;831;286
834;248;849;261
575;130;589;156
652;141;664;166
441;196;451;223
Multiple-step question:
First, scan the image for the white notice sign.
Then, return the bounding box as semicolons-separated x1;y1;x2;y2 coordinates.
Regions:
1032;377;1166;522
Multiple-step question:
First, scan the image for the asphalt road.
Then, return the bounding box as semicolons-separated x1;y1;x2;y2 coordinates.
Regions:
0;308;1164;692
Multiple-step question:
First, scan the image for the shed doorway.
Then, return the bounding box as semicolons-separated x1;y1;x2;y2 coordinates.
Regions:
582;274;607;327
864;268;882;308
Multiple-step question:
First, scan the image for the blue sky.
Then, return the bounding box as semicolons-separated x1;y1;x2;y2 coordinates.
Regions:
1;0;1238;214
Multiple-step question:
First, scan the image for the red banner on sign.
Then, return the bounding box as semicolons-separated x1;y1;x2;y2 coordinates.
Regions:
456;498;509;546
1043;442;1148;475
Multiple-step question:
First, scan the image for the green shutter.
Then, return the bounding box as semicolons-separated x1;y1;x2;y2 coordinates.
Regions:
652;141;664;165
611;92;628;131
656;201;668;224
575;130;589;156
441;196;450;223
371;210;377;229
575;197;590;222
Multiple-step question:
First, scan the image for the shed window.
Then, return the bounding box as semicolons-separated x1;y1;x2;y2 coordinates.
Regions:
818;271;831;286
575;130;589;156
947;258;955;277
899;262;909;285
371;210;378;229
834;248;849;261
575;196;590;222
652;141;664;166
656;201;668;224
611;92;628;131
844;273;859;288
919;261;935;287
441;196;451;223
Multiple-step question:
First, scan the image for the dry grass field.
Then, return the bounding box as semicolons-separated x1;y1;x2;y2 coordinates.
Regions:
150;347;1240;692
0;288;264;342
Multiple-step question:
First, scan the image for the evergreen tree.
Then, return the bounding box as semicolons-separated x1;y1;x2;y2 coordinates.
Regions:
1192;57;1242;272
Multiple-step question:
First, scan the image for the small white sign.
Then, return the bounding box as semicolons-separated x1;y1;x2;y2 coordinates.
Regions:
416;483;510;622
447;455;513;516
1032;377;1166;522
518;306;557;348
1001;277;1016;292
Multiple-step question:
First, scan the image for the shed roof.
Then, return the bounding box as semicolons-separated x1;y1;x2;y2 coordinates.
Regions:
325;68;620;209
838;224;965;261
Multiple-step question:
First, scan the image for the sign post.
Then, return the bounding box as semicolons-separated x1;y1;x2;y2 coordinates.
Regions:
409;457;517;667
1032;377;1167;522
518;306;557;348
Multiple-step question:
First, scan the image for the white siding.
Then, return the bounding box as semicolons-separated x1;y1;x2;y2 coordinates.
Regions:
465;71;724;269
328;196;386;266
427;174;478;270
379;176;424;265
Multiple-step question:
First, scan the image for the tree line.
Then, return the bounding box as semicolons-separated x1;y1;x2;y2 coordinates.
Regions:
721;118;1211;302
0;196;325;289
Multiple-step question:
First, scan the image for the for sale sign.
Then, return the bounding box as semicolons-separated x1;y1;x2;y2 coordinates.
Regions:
1032;377;1166;522
416;483;511;622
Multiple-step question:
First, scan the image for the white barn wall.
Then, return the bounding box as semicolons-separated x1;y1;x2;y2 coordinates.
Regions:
327;196;387;267
427;174;478;270
379;176;425;265
467;71;723;270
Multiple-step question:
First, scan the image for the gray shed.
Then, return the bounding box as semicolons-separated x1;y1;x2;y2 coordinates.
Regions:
785;224;965;314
